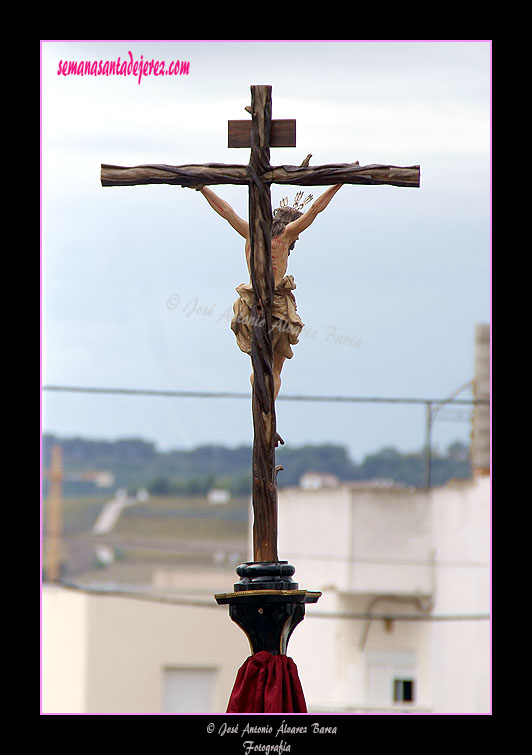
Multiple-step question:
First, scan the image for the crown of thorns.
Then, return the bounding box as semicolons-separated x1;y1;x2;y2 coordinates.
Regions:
279;192;313;211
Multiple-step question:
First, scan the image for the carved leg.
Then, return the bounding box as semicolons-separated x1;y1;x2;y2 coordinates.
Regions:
273;353;286;447
273;353;286;400
250;353;285;401
250;358;285;446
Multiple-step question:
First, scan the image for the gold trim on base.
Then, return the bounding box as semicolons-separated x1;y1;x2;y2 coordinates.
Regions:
215;589;322;600
216;589;306;599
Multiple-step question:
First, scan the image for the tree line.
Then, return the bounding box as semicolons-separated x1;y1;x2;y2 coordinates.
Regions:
42;434;472;497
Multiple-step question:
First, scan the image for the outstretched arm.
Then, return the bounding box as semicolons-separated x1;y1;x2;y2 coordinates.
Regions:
198;186;249;239
284;184;343;242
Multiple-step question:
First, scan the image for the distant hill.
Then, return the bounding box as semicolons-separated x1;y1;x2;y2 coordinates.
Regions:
41;434;471;497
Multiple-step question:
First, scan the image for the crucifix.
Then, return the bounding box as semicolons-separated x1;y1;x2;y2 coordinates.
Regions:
101;84;420;568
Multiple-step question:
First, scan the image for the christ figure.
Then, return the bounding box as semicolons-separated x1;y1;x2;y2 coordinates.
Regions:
197;183;343;400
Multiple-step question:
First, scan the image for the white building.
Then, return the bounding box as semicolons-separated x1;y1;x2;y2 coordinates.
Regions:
41;573;250;715
299;472;340;490
277;474;491;713
278;322;491;714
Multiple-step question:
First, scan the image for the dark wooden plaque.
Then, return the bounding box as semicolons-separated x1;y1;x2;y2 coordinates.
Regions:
228;119;296;148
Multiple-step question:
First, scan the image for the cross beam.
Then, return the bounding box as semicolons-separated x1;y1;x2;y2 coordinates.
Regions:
101;162;420;188
100;85;420;563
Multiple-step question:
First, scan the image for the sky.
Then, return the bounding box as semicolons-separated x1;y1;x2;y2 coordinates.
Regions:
40;40;491;463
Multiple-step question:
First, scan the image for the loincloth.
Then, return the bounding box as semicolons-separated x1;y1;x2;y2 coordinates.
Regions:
230;274;304;359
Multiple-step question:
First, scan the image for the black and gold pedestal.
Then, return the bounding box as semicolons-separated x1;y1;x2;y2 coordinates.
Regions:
215;561;321;656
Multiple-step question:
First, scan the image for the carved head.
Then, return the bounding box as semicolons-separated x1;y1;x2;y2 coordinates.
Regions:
271;206;303;251
272;206;302;231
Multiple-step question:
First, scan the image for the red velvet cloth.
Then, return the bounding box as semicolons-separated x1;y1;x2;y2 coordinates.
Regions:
226;651;307;713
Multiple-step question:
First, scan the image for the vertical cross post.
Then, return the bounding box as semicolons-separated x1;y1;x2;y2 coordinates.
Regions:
248;85;278;563
216;88;320;669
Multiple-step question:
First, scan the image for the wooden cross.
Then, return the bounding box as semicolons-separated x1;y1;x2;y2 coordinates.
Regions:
101;85;420;564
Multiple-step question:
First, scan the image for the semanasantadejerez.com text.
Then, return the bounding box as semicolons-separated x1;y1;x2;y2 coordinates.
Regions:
57;51;190;85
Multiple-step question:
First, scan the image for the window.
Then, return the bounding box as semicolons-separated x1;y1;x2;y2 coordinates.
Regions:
393;678;415;703
162;667;217;714
366;652;416;707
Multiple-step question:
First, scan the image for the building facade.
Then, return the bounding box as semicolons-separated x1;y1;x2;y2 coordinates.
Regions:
41;582;250;714
278;475;491;713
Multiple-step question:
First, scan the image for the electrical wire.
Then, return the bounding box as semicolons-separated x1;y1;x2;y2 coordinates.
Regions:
53;579;490;622
42;385;489;405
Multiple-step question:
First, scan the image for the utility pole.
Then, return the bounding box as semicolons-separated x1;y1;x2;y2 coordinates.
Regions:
47;445;63;582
